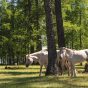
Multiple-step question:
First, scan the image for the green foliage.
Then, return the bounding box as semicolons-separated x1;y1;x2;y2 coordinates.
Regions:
62;0;88;49
2;23;11;30
0;0;88;65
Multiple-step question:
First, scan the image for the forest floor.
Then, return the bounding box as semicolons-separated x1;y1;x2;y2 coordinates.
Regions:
0;64;88;88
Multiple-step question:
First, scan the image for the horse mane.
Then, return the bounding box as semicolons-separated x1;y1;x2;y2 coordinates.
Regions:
30;51;41;56
65;48;74;54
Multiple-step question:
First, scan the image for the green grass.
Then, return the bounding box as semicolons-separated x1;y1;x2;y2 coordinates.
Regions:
0;65;88;88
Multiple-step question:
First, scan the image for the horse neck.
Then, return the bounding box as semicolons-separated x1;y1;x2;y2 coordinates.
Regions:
30;51;41;56
66;48;73;54
32;53;41;62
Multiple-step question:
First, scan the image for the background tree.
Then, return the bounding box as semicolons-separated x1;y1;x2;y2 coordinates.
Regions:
0;0;88;66
55;0;65;48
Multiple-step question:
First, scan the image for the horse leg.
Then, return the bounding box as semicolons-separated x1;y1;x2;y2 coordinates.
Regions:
39;65;43;77
70;62;74;77
71;68;73;77
64;60;70;76
70;63;76;77
68;67;70;76
66;62;70;76
73;67;76;77
71;63;76;77
44;64;47;69
67;61;72;76
61;59;66;75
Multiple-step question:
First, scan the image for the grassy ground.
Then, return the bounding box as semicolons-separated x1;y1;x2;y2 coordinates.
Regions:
0;64;88;88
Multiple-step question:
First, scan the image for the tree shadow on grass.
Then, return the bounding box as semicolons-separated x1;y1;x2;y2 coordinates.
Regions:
0;71;43;75
0;65;45;70
0;75;88;88
0;65;88;88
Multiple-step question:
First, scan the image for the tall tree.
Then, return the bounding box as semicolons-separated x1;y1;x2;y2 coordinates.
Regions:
55;0;65;48
44;0;58;75
8;0;15;65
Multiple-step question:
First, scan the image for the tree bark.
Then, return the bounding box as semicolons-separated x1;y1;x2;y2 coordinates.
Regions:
44;0;58;75
55;0;65;48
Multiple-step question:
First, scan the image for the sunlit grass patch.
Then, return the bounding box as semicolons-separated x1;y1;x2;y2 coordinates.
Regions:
0;65;88;88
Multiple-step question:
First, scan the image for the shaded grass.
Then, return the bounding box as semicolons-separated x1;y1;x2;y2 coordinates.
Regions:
0;65;88;88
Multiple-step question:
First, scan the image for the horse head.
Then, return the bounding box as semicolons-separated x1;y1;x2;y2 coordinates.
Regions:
60;47;67;59
25;56;33;67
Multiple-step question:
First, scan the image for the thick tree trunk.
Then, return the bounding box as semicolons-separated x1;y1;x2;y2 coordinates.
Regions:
44;0;58;75
55;0;65;48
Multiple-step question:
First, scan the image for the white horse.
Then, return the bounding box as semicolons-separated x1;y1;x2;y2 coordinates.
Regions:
26;49;70;76
60;47;88;77
26;50;48;76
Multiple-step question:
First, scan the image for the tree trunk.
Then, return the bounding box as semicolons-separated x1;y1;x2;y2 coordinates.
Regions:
44;0;58;76
55;0;65;48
